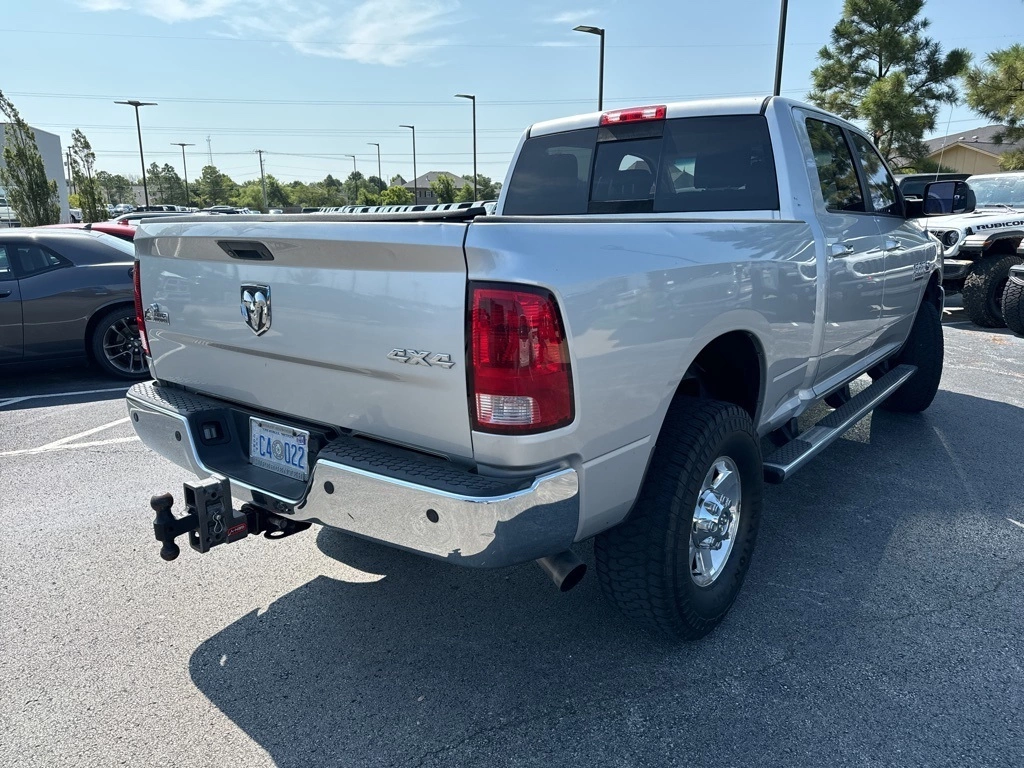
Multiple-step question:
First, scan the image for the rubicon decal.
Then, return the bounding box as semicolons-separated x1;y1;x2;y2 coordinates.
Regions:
973;220;1024;230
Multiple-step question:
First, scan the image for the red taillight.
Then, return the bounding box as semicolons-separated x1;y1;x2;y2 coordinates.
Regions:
469;284;573;434
133;260;149;356
599;105;666;126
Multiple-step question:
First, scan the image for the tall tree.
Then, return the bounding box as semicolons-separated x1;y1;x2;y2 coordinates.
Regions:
808;0;969;166
159;163;186;206
0;90;60;226
147;162;166;204
964;43;1024;171
194;165;238;207
430;173;457;204
96;171;134;206
70;129;105;222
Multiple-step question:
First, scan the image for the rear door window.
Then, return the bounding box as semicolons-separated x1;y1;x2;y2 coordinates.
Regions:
806;119;867;213
502;115;779;215
848;132;902;216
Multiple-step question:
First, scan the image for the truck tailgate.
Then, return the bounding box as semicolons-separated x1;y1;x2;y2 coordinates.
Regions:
135;218;473;460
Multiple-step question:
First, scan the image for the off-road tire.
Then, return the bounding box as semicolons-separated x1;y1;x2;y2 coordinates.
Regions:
962;252;1024;328
1002;273;1024;337
594;398;763;640
878;301;943;413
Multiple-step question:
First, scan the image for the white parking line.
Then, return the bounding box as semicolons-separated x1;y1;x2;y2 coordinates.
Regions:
0;436;139;457
0;386;129;408
0;416;136;458
1009;518;1024;531
36;417;130;450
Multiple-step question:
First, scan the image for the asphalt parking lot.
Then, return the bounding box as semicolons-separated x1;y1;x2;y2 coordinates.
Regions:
2;301;1022;768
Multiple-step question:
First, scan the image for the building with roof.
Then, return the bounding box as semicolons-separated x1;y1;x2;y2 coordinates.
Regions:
0;123;70;224
402;171;470;205
924;125;1024;175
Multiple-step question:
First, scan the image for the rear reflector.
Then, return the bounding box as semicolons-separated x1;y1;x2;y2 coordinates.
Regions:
599;105;667;126
469;285;574;434
133;260;149;356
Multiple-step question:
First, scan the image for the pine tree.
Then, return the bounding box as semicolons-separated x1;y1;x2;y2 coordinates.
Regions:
808;0;969;167
964;44;1024;170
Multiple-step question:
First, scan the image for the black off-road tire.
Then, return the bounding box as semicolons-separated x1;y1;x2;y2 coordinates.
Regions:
594;398;763;640
878;301;943;413
962;252;1023;328
1001;273;1024;337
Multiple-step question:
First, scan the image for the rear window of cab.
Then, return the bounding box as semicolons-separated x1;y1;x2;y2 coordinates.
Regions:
503;114;779;215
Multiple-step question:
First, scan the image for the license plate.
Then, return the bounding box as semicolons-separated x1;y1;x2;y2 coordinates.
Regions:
249;418;309;481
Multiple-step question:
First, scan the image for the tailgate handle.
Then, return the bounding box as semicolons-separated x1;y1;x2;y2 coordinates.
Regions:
218;241;275;261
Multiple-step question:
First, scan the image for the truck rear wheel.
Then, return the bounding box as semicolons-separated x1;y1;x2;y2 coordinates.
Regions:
1002;270;1024;336
878;301;943;413
962;252;1023;328
594;398;762;640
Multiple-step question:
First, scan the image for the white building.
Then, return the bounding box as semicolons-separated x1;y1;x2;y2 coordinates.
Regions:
0;123;70;224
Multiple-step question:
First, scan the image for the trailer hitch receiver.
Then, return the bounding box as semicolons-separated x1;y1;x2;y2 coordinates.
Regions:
151;477;310;561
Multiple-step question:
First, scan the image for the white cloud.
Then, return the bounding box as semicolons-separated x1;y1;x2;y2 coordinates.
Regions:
286;0;457;66
549;9;599;25
74;0;457;65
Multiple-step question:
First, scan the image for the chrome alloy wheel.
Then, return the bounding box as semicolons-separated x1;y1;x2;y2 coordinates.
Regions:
689;456;742;587
102;317;147;375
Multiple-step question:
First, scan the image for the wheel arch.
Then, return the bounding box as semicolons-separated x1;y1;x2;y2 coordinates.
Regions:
984;232;1024;254
83;300;135;363
671;330;766;424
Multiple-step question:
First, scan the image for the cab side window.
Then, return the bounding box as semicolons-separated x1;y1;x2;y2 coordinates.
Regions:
849;132;902;216
806;118;866;213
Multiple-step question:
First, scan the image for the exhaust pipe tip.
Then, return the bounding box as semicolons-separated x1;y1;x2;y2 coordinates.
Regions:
536;550;587;592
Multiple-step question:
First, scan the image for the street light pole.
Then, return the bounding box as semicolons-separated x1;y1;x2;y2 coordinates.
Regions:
573;26;605;110
345;154;357;174
367;143;383;190
773;0;789;97
171;142;194;208
255;149;268;211
115;99;157;207
455;94;477;200
399;125;417;204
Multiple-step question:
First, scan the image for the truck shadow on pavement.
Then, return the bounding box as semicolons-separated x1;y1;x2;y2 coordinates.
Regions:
188;391;1024;767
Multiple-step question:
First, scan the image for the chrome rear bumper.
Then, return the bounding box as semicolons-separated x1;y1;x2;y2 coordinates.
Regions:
126;382;579;568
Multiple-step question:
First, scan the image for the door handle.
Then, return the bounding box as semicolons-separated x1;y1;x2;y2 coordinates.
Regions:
0;290;11;298
829;242;855;258
884;236;902;251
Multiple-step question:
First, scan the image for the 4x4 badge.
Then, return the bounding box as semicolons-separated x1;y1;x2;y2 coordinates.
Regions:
241;284;271;335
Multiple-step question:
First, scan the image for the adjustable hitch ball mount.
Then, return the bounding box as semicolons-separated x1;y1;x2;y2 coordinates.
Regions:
151;477;311;561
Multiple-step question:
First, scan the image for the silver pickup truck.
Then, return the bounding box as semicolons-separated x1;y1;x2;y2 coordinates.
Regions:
128;96;950;640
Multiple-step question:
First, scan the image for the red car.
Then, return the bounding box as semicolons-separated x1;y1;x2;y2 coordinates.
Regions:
45;222;136;242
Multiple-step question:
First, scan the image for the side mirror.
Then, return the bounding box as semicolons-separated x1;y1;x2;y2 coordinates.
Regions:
922;180;975;216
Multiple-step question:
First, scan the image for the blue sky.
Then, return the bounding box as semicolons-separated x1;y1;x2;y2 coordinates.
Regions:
3;0;1022;186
